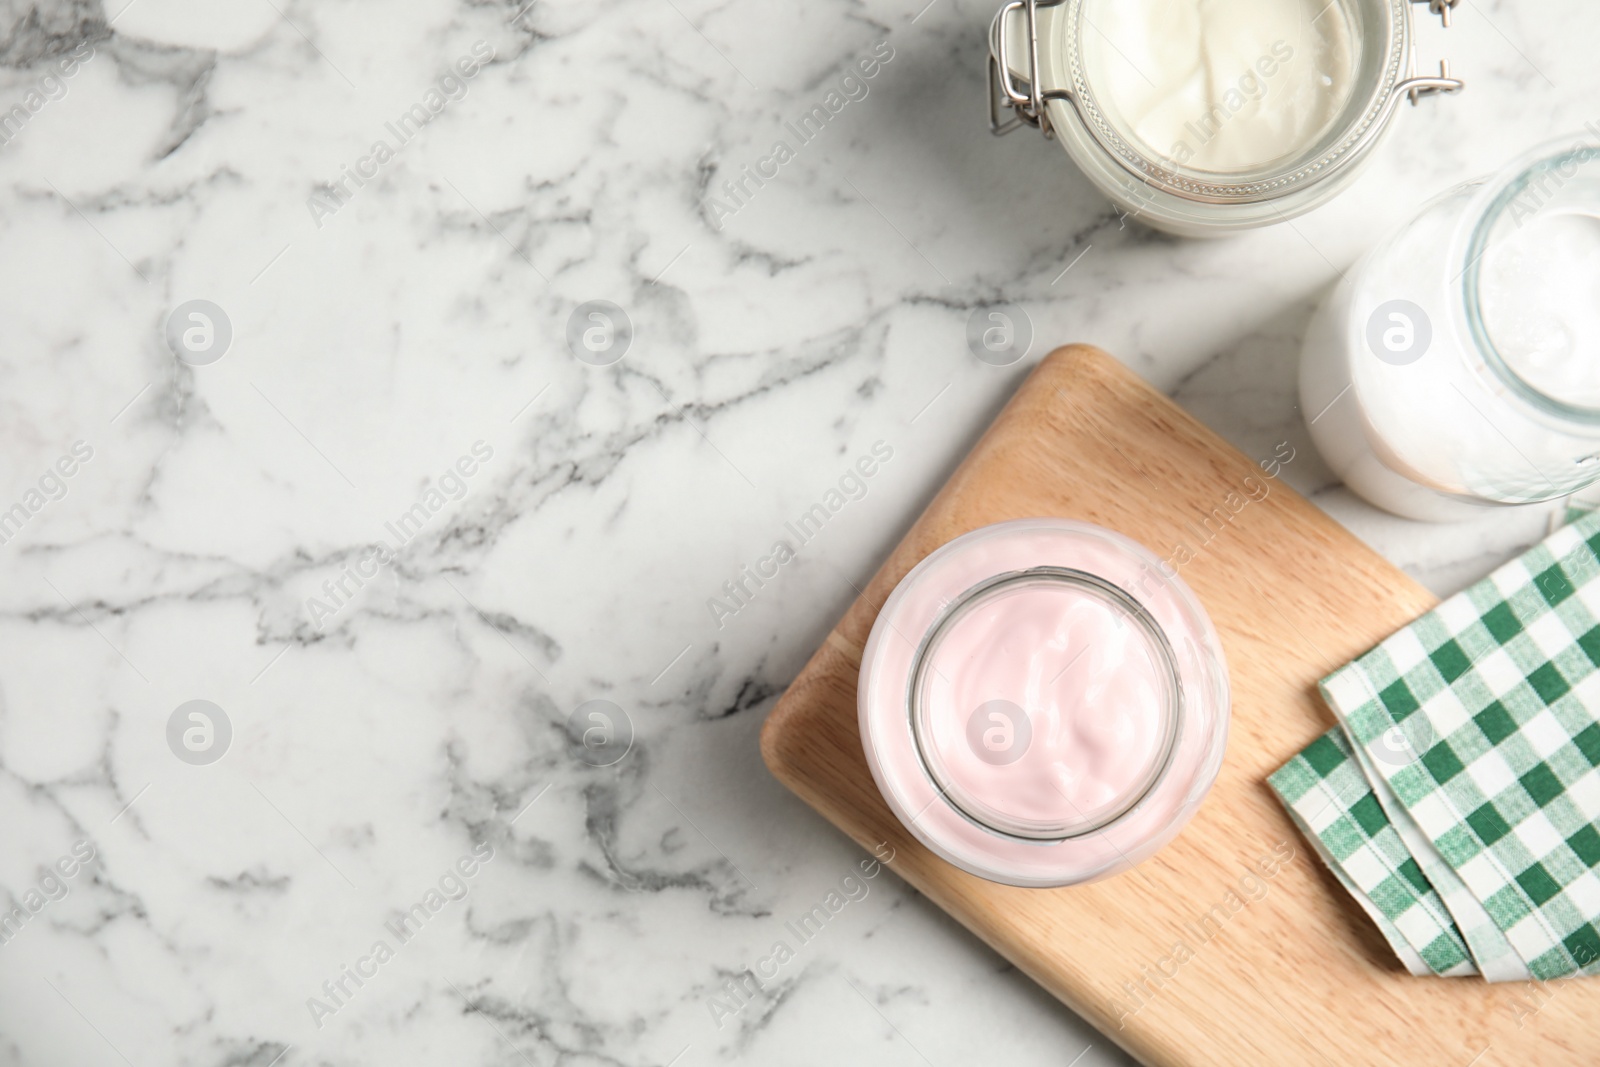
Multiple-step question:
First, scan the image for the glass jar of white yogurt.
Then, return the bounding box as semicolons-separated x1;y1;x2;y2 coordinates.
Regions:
1300;131;1600;521
988;0;1463;235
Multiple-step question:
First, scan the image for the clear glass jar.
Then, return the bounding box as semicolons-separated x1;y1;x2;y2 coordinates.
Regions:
988;0;1462;236
857;519;1230;887
1300;131;1600;521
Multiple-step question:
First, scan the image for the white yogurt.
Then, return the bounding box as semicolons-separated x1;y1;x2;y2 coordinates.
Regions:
1081;0;1358;172
1479;211;1600;408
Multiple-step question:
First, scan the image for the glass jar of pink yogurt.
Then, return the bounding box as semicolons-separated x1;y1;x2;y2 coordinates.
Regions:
858;519;1230;887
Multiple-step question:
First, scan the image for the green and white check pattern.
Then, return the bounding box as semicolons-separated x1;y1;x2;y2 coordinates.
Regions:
1272;511;1600;982
1271;728;1475;977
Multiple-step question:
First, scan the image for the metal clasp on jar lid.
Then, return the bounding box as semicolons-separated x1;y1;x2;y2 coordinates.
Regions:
989;0;1465;141
986;0;1072;137
1400;0;1465;104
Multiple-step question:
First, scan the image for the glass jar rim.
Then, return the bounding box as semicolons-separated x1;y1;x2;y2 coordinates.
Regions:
1045;0;1409;204
907;566;1182;842
1460;133;1600;427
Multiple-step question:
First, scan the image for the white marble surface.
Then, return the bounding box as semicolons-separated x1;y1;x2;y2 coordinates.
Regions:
0;0;1594;1064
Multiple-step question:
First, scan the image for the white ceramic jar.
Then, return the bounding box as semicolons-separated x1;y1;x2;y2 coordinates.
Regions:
988;0;1463;236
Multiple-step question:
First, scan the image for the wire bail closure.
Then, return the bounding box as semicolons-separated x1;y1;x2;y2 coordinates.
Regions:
987;0;1072;137
1401;0;1465;104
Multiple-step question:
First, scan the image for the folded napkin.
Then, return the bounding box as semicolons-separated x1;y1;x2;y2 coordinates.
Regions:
1272;511;1600;981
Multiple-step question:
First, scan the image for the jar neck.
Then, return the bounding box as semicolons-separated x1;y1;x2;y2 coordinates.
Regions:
1457;132;1600;429
907;567;1181;843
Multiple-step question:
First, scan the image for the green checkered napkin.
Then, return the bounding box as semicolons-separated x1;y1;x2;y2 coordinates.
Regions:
1272;510;1600;982
1272;728;1475;977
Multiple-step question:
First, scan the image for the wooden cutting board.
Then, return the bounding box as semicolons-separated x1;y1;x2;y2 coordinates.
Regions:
761;345;1593;1066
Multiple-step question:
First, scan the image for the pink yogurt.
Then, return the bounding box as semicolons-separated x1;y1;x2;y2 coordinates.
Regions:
859;519;1230;887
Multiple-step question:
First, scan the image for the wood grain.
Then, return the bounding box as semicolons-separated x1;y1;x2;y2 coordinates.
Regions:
760;345;1588;1066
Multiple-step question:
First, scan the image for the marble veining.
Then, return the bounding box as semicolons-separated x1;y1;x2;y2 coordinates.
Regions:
0;0;1594;1063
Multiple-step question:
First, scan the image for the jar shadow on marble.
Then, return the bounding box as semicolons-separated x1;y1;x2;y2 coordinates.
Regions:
1165;296;1333;499
837;19;1149;269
